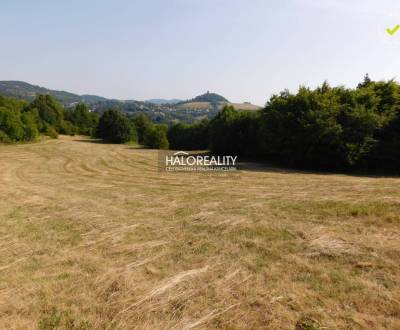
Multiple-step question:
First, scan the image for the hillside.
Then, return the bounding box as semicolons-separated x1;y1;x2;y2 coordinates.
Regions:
176;101;261;111
0;81;107;105
1;136;399;328
189;91;228;103
145;98;182;105
177;91;261;112
176;101;213;110
0;81;261;123
229;102;261;111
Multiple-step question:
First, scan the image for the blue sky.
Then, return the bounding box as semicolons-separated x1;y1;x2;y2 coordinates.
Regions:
1;0;400;105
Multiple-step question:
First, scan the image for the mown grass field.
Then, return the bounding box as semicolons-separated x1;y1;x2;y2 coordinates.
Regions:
0;136;400;329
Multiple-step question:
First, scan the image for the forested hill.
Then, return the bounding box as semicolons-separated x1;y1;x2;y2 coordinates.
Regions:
0;81;260;123
186;92;228;103
0;81;229;106
0;81;107;105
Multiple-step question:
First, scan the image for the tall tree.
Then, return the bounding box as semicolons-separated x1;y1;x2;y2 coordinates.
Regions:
96;109;136;143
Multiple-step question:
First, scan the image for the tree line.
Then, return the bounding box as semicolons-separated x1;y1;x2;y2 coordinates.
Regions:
95;110;169;148
0;94;170;149
168;75;400;171
2;75;400;171
0;94;99;143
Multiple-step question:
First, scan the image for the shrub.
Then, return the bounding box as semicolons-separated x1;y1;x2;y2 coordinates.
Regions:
0;107;25;141
209;105;238;154
0;130;11;143
168;119;209;150
131;113;153;144
96;109;136;143
144;125;169;149
208;105;262;157
59;120;76;136
65;103;98;135
21;112;39;141
24;95;65;131
44;124;59;139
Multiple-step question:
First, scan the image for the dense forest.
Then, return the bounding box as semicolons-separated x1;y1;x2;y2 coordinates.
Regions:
1;75;400;171
168;75;400;171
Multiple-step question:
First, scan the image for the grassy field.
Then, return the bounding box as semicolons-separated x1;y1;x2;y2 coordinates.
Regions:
177;101;212;110
228;103;261;111
1;136;400;329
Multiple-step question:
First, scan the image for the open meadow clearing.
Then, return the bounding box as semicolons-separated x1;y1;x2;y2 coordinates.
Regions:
1;136;400;329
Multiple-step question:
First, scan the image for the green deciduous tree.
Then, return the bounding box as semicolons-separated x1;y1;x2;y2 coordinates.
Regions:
260;84;381;168
131;113;153;144
65;103;98;135
167;119;209;150
24;95;65;132
144;124;169;149
21;111;39;141
0;107;25;141
96;109;137;143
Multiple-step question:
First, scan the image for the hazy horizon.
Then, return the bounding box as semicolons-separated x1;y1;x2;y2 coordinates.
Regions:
1;0;400;105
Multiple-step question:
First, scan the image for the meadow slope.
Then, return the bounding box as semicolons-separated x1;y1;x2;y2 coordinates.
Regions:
0;136;400;329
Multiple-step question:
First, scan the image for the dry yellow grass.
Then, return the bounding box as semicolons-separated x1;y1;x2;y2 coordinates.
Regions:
1;136;400;329
176;102;211;110
228;103;261;111
176;101;261;111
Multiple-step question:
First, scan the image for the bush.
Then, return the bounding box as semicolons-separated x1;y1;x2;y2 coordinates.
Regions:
0;107;25;141
0;130;11;143
131;113;169;149
44;124;59;139
209;105;261;156
131;113;153;144
21;112;39;141
168;119;209;150
209;106;261;157
144;124;169;149
59;120;76;136
22;95;74;139
209;105;238;154
24;95;65;131
65;103;98;135
96;109;136;143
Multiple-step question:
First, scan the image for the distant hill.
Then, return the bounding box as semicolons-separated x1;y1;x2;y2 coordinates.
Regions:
0;81;260;123
176;102;212;110
80;94;108;103
178;91;260;112
0;81;107;105
187;91;228;103
145;98;182;105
